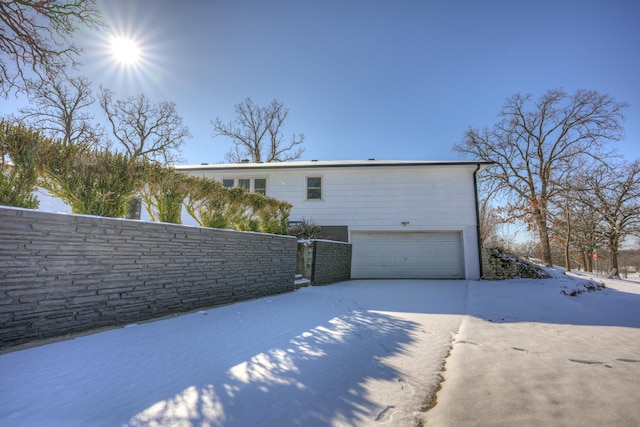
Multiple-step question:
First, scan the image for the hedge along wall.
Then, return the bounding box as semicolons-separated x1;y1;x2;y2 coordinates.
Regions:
0;206;297;349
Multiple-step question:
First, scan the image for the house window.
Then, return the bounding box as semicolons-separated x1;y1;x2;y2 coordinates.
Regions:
254;178;267;195
238;179;250;190
307;177;322;200
221;178;267;194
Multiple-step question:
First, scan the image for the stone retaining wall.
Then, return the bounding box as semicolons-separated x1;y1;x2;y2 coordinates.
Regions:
311;240;352;285
296;240;352;285
0;207;297;348
481;247;550;280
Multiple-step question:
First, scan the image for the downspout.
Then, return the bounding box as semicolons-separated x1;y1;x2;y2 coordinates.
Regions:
473;163;484;280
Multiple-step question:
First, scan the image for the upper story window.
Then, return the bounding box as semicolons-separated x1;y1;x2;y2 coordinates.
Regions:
306;177;322;200
254;178;267;195
238;178;250;190
220;178;267;194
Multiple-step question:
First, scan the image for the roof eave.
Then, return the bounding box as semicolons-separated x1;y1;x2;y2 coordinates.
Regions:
175;159;494;172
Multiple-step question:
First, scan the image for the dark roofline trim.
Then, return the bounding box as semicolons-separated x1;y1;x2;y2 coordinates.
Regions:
176;160;494;172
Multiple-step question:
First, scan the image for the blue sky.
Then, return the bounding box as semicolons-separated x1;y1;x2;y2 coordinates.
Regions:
2;0;639;164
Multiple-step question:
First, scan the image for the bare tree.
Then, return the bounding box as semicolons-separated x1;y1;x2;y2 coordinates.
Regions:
100;88;191;164
549;184;578;272
213;98;305;163
478;197;503;246
17;75;102;147
0;0;101;97
580;160;640;275
568;198;603;272
547;159;596;272
455;88;627;266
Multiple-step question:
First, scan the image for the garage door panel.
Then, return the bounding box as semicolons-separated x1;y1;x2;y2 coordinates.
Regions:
362;256;382;265
378;245;397;254
351;231;464;279
404;243;420;252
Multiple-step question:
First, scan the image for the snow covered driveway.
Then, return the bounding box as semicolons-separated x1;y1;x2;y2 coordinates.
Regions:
1;280;468;427
1;272;639;426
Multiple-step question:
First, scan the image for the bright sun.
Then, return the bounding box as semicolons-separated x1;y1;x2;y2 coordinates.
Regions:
110;37;141;65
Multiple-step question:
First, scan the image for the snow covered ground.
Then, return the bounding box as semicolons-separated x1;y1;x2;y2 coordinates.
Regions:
1;269;639;426
426;269;640;427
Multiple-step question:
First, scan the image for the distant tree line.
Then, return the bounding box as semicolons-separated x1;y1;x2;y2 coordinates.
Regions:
460;88;640;274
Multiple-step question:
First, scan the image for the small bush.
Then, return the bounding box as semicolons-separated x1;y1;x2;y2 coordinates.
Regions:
141;165;189;224
288;218;322;240
184;175;292;234
0;122;41;209
561;281;606;296
39;141;144;218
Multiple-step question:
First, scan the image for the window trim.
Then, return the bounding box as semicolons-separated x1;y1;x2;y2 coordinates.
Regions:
306;176;323;200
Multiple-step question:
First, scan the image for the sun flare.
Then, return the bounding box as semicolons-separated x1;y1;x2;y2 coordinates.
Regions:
110;37;141;66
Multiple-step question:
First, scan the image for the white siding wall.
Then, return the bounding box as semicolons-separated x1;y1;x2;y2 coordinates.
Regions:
200;165;477;227
32;164;482;279
197;164;482;279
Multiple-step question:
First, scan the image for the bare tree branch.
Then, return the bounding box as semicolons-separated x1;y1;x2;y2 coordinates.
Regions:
100;88;191;164
0;0;102;97
213;98;305;163
578;160;640;273
16;75;103;147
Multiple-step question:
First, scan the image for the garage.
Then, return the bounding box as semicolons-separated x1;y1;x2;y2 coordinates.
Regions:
350;231;465;279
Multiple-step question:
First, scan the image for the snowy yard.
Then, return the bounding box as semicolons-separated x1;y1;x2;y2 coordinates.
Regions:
1;269;639;426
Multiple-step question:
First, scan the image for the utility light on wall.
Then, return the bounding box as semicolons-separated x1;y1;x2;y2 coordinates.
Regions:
401;221;410;226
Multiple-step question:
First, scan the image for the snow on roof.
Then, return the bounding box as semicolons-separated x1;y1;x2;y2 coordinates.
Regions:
175;159;494;171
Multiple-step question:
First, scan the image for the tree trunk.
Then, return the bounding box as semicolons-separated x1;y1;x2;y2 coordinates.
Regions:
536;217;553;267
563;205;572;271
563;220;571;271
609;237;620;277
564;242;571;271
583;251;591;272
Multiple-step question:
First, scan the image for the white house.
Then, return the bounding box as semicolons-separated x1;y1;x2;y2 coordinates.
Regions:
177;160;491;280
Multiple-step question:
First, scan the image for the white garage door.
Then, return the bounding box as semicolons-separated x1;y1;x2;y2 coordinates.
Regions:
351;231;465;279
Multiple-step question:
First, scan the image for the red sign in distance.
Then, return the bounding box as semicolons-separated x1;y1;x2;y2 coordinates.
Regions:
593;252;598;260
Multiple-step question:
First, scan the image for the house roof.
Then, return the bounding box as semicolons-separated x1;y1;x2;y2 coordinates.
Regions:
175;159;494;172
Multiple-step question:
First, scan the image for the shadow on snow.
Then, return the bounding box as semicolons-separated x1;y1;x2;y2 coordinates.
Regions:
123;308;417;426
1;276;637;426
